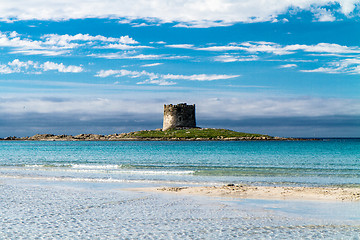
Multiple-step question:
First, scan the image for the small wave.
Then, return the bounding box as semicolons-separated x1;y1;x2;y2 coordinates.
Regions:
0;165;195;176
0;174;205;185
23;164;72;168
71;164;121;170
21;164;122;169
194;168;360;178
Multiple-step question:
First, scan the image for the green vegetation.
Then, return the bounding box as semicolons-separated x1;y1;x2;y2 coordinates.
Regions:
126;128;272;140
3;128;283;141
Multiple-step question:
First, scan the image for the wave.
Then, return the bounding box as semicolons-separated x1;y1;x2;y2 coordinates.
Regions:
194;167;360;178
71;164;121;169
0;164;195;176
0;173;211;185
1;164;359;178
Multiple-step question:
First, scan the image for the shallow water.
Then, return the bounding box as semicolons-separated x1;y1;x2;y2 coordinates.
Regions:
0;140;359;238
1;178;359;239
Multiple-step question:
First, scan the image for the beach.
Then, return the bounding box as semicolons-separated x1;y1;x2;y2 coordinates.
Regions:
1;178;360;239
1;0;359;238
1;140;359;238
131;184;360;202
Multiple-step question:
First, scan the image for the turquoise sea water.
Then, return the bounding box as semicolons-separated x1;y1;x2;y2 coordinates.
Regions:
0;139;359;187
1;139;359;239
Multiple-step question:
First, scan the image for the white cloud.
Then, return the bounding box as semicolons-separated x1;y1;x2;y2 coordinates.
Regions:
96;69;175;85
90;53;165;60
285;43;360;54
213;54;259;62
96;69;153;78
0;1;357;26
312;7;336;22
8;59;35;70
339;0;359;15
162;73;240;81
198;45;246;52
0;59;83;74
279;64;298;68
99;44;151;50
199;97;360;118
10;49;71;56
42;33;138;44
301;67;338;73
95;69;240;85
165;44;194;49
0;97;164;115
301;58;360;74
123;54;165;60
141;63;163;67
96;70;122;78
90;52;190;60
131;22;161;27
137;79;176;86
0;31;55;55
2;96;358;119
213;55;240;62
42;33;145;52
198;42;360;56
0;31;142;56
41;61;83;73
0;59;37;74
0;65;15;74
198;42;294;55
173;21;234;28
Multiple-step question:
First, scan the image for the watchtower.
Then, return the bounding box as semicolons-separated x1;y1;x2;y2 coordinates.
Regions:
162;103;196;131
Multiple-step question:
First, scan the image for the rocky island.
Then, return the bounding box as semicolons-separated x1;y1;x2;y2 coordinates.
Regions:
0;103;310;141
1;128;299;141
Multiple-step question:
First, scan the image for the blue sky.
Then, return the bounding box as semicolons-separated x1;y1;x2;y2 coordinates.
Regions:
0;0;359;137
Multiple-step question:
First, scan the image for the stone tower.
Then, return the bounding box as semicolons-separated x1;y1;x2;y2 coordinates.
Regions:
163;103;196;131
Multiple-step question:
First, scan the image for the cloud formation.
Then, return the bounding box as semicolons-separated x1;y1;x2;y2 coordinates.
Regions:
279;64;298;68
0;0;358;27
0;59;83;74
197;97;360;118
0;96;358;137
1;96;358;118
90;52;189;60
96;69;240;85
198;42;360;55
301;58;360;74
141;63;163;67
0;31;141;56
213;54;259;62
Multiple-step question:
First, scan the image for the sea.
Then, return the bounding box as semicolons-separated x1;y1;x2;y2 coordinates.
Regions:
0;139;359;239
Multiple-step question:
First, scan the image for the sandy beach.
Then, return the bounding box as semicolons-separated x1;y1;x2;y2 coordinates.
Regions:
129;184;360;202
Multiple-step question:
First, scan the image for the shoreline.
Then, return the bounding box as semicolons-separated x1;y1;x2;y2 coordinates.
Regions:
0;128;318;141
0;134;317;141
0;138;314;141
127;184;360;202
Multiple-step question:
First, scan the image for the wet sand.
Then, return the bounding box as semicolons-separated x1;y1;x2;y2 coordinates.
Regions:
129;184;360;202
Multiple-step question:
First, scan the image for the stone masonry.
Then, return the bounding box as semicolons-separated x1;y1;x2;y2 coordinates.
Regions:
162;103;196;131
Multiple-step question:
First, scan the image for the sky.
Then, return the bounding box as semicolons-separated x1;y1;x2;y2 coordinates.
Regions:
0;0;359;138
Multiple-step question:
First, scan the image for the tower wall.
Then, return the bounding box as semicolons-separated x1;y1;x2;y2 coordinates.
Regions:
162;103;196;131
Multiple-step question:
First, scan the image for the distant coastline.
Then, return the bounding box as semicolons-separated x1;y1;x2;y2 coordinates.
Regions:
0;128;316;141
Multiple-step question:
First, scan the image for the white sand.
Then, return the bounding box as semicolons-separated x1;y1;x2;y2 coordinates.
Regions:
129;184;360;202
